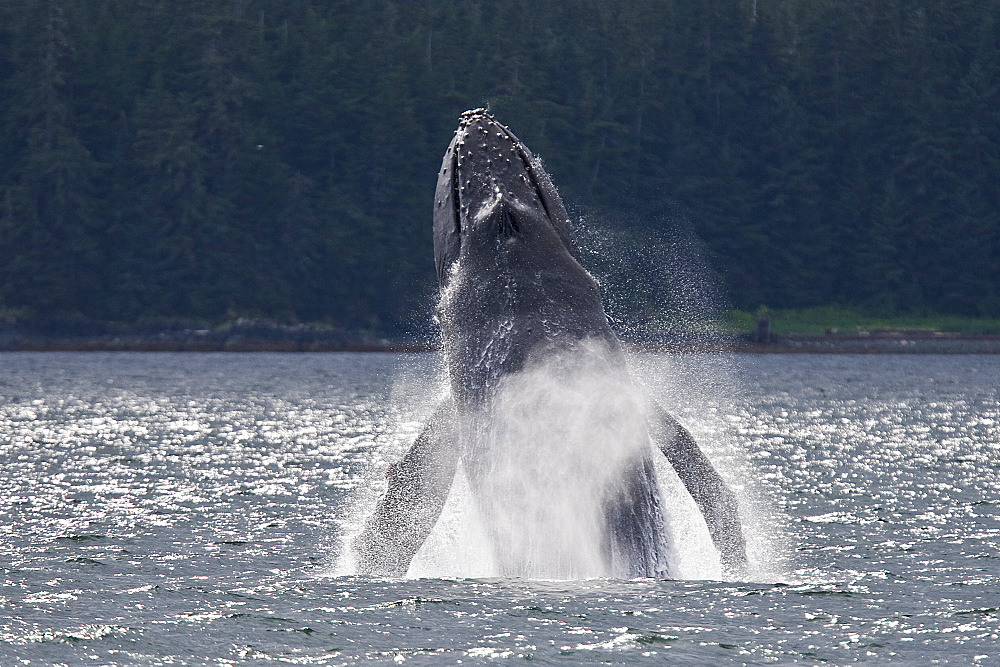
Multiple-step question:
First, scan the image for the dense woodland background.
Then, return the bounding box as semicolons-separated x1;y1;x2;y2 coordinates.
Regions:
1;0;998;334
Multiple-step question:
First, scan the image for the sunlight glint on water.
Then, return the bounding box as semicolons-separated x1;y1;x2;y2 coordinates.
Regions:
0;352;998;665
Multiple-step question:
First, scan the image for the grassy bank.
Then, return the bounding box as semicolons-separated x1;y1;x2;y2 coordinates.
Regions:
723;307;1000;337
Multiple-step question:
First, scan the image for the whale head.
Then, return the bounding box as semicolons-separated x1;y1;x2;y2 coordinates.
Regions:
432;109;615;392
433;109;582;288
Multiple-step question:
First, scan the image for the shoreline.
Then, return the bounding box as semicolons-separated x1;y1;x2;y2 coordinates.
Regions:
4;318;999;353
4;335;1000;354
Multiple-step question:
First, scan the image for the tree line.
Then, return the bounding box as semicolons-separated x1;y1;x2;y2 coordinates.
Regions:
1;0;997;333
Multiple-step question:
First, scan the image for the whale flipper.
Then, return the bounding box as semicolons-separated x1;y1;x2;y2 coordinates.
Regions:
648;401;748;577
353;402;460;576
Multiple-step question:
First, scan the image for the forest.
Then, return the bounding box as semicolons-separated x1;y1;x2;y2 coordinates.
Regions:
1;0;998;335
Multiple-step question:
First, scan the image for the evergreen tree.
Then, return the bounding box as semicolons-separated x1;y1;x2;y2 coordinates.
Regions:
0;0;997;328
1;0;100;316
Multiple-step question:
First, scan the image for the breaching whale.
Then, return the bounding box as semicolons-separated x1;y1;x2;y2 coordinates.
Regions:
353;108;747;579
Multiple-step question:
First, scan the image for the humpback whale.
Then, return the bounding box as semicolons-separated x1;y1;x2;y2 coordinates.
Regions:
353;109;747;578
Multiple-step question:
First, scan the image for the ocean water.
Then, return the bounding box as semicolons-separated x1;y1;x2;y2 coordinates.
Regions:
0;352;997;664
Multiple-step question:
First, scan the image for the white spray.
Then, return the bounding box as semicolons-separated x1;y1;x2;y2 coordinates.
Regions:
458;341;665;579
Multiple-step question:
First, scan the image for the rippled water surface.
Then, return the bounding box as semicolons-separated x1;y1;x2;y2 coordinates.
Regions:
1;352;998;664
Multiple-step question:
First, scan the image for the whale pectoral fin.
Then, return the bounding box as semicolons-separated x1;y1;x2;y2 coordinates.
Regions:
648;401;749;578
353;401;460;576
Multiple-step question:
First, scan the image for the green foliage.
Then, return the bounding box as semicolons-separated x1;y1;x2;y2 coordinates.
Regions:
0;0;997;331
724;307;1000;337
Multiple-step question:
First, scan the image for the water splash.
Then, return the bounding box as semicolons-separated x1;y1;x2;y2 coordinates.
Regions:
342;348;782;581
573;206;724;349
576;207;787;580
340;205;783;581
634;352;789;582
460;341;667;579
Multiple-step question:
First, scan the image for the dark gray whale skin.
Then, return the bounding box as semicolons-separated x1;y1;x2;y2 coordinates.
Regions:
354;109;747;578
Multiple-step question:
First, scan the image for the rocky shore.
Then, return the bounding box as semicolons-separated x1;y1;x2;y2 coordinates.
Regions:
725;335;1000;354
2;320;999;353
0;319;432;353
